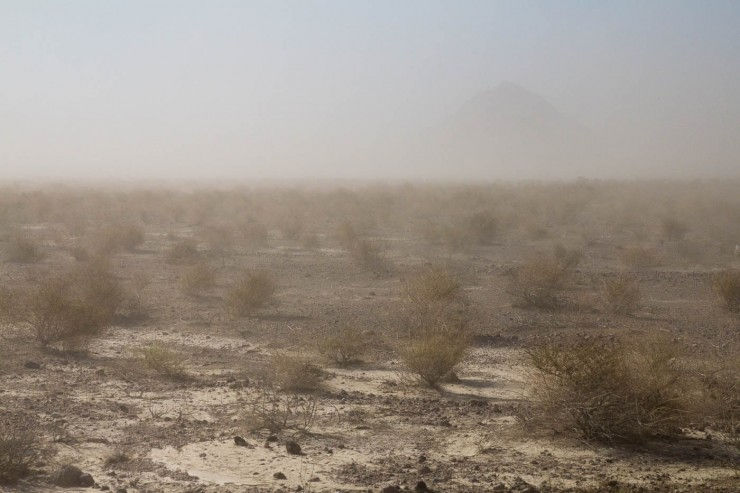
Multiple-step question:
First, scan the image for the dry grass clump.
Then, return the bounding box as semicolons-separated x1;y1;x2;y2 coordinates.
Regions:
180;262;216;297
336;221;391;275
508;256;570;310
399;326;469;387
137;344;189;380
602;274;641;314
466;211;498;245
317;326;367;366
621;245;660;270
0;414;43;485
271;353;324;392
4;235;43;263
403;266;462;306
694;358;739;437
713;269;740;312
525;337;687;443
244;386;317;433
226;270;276;317
26;260;122;350
166;238;201;264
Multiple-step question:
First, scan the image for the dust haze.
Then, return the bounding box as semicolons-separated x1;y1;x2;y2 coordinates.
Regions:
1;3;739;493
2;1;739;181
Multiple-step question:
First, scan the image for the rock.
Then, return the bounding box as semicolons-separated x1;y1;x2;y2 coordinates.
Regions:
381;486;401;493
418;455;427;463
285;440;302;455
24;361;41;369
266;434;278;442
234;436;248;447
273;472;287;480
115;489;127;493
79;473;95;487
415;480;429;491
492;484;507;492
419;465;431;474
53;465;92;487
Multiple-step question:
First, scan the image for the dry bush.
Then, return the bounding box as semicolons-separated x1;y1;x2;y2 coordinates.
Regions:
4;235;43;263
137;344;189;380
694;358;739;437
508;256;569;310
271;353;324;392
661;216;688;241
466;211;498;245
553;243;583;271
180;262;216;297
226;270;276;317
94;223;145;254
526;337;687;443
403;266;461;306
198;224;235;257
104;450;131;468
166;238;201;264
621;245;660;270
317;326;367;366
0;414;43;485
336;221;359;250
602;274;641;314
399;326;469;387
349;238;391;275
713;269;740;312
244;386;317;433
25;259;122;350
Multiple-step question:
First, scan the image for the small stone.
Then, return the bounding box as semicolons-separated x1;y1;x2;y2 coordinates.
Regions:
234;436;248;447
53;465;84;487
419;465;431;474
24;361;41;370
273;472;287;480
79;473;95;487
415;480;429;491
285;440;301;455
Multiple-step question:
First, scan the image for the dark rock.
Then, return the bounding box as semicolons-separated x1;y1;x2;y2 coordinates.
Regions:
52;465;86;487
234;436;248;447
115;489;127;493
266;434;278;442
285;440;302;455
415;480;429;491
308;476;320;482
273;472;287;480
78;473;95;487
492;484;507;492
419;465;431;474
418;455;427;463
381;486;401;493
101;487;110;491
24;361;41;370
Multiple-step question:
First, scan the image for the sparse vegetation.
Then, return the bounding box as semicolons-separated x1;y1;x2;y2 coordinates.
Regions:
0;415;43;485
271;353;324;392
317;326;367;365
713;269;740;312
508;256;569;309
526;337;687;443
602;274;641;314
180;262;216;297
244;386;318;433
399;326;469;387
226;270;276;317
138;344;189;380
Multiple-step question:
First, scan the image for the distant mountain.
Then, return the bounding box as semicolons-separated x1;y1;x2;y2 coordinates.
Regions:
422;82;597;179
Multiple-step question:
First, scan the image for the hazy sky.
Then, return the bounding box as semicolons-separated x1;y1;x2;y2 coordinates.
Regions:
1;1;739;181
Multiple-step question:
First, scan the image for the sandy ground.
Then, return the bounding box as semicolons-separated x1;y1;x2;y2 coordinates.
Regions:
1;219;739;493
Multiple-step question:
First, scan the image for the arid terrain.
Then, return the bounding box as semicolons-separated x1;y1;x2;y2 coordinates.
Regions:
0;181;738;492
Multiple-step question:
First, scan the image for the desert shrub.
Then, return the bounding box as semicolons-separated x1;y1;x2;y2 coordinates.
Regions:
4;235;43;263
553;243;583;271
694;358;739;436
336;221;359;250
271;353;324;392
508;256;569;310
621;245;660;270
226;270;276;317
104;450;131;468
349;239;391;275
317;326;367;365
199;224;235;257
138;344;188;380
713;269;740;312
166;238;201;264
94;223;145;254
399;326;469;387
399;266;469;338
27;260;121;350
466;211;498;245
661;217;688;241
602;274;641;314
0;414;43;485
180;262;216;297
244;386;317;433
526;337;687;443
